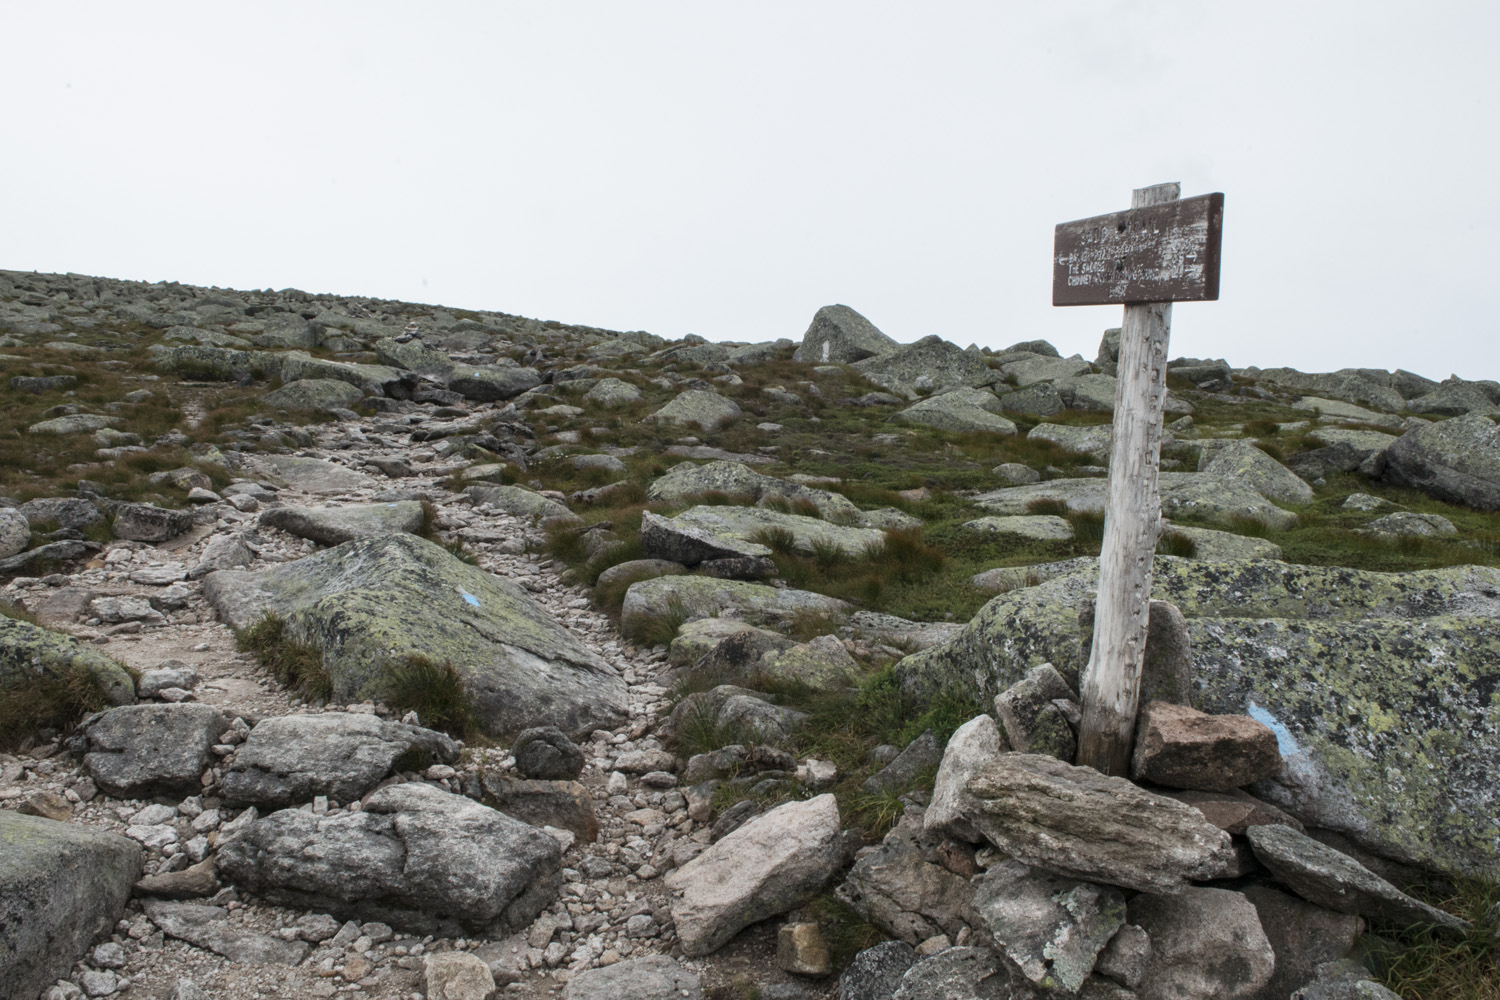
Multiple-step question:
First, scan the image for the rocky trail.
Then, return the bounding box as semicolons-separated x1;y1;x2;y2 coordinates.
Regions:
3;269;1500;1000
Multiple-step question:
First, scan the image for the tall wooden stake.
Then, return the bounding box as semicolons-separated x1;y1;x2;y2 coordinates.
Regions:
1074;181;1179;776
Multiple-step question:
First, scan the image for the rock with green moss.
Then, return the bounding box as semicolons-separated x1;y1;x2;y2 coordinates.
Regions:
582;377;642;407
0;615;137;708
201;533;628;740
1197;440;1314;506
1255;368;1405;413
756;634;862;692
620;575;851;634
262;378;365;413
0;811;142;1000
668;618;761;666
259;501;425;546
973;473;1299;530
1161;524;1283;561
899;558;1500;877
373;337;455;379
1001;354;1094;387
853;336;995;398
1359;511;1458;537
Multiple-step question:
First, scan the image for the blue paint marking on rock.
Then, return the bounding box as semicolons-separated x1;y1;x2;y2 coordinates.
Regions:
1247;702;1299;755
461;591;480;607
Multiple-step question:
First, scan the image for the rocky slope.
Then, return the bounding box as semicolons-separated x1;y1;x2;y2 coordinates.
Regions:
3;270;1498;1000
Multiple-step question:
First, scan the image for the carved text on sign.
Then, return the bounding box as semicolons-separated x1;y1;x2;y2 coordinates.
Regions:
1052;192;1224;306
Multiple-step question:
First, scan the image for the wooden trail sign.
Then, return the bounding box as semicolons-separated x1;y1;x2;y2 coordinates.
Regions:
1053;193;1224;306
1054;182;1224;777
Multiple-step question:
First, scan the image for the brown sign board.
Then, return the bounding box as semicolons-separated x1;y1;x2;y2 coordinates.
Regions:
1053;192;1224;306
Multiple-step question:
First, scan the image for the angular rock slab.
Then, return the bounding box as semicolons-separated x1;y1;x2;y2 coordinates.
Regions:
563;954;703;1000
891;946;1015;1000
972;860;1126;993
258;501;425;546
218;782;562;935
1130;700;1280;792
836;808;978;946
645;459;862;521
1382;413;1500;510
112;501;195;542
203;533;627;740
792;303;897;364
1129;888;1276;1000
0;811;142;1000
839;940;918;1000
973;473;1299;530
646;505;885;563
666;793;846;956
644;389;741;431
962;753;1236;894
925;714;1006;844
0;614;137;707
1245;824;1469;931
0;508;28;558
143;900;309;965
1241;884;1363;1000
621;575;851;633
245;454;378;494
261;378;365;412
75;703;229;798
222;712;460;808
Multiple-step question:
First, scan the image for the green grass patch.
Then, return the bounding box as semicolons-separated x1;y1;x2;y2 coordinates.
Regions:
1362;876;1499;1000
381;654;482;742
0;661;114;751
233;611;332;702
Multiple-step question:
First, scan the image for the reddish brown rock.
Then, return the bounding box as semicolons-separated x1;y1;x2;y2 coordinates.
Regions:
1161;788;1304;835
1130;701;1280;792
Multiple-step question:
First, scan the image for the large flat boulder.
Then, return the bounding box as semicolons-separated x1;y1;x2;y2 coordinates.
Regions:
202;533;628;740
898;559;1500;877
644;390;741;431
792;304;898;364
0;615;137;707
892;391;1018;435
972;473;1299;530
621;575;851;633
645;459;861;521
1197;439;1315;506
959;753;1236;893
246;454;378;494
259;501;425;546
1254;367;1406;413
279;351;408;397
448;364;542;402
74;703;229;798
219;783;561;935
142;900;310;965
1381;413;1500;510
112;501;195;542
643;506;885;565
261;378;365;412
666;794;846;955
222;712;460;808
0;811;142;1000
1128;888;1276;1000
464;484;573;522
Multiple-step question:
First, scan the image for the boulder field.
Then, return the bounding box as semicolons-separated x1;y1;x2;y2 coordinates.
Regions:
3;270;1497;999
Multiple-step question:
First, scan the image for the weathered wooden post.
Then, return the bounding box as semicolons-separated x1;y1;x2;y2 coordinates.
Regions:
1052;182;1224;775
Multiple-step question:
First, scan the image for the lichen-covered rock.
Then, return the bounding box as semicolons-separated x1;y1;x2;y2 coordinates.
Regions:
259;501;425;546
839;940;919;1000
645;505;885;565
142;900;309;965
1255;368;1406;413
374;338;456;379
261;378;365;412
891;947;1015;1000
0;615;137;707
202;533;628;740
836;808;978;946
464;484;573;522
1129;888;1276;1000
666;794;846;955
222;712;460;807
112;501;194;542
581;377;643;407
1163;524;1283;561
960;753;1236;893
1198;439;1315;506
511;725;585;781
1382;414;1500;510
448;364;543;402
621;574;851;633
218;782;562;935
75;703;229;797
972;860;1126;993
279;351;409;397
993;663;1079;759
18;496;103;529
892;392;1018;434
150;344;280;381
863;729;944;795
563;955;702;1000
646;459;861;521
0;508;30;558
973;473;1299;530
853;335;995;398
792;304;898;364
756;634;862;692
1360;511;1458;537
643;389;740;431
0;811;142;1000
900;558;1500;876
1027;420;1112;456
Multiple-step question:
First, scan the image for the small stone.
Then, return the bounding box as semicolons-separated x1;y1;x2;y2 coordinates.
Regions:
91;942;127;969
19;789;73;822
916;934;951;957
424;952;496;1000
1131;701;1281;791
777;922;831;976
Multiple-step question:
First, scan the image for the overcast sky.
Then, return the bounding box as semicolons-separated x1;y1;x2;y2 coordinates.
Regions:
5;2;1497;380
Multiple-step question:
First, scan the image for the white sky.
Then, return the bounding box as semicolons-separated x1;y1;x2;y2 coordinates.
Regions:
4;2;1497;381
